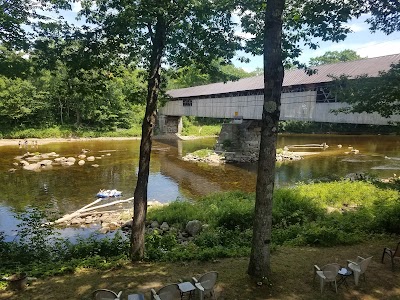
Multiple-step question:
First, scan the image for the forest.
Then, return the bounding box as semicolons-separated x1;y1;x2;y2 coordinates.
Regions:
0;41;254;136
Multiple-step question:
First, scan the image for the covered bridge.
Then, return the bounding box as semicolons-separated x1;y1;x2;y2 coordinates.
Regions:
159;53;400;134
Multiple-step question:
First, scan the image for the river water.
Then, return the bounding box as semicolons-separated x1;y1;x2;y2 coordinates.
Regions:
1;134;400;240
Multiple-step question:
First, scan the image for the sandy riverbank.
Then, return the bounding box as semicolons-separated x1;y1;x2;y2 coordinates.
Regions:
0;137;142;147
0;134;218;147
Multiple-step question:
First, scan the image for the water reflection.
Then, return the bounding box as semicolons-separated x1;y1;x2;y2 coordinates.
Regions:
1;134;400;239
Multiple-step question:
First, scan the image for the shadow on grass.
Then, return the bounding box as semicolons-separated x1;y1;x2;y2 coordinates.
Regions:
1;238;399;300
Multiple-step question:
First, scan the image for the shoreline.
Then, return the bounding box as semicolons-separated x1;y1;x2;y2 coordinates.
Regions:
0;134;218;147
0;137;140;147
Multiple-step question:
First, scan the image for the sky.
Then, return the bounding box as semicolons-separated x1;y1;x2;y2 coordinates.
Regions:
53;6;400;72
235;14;400;72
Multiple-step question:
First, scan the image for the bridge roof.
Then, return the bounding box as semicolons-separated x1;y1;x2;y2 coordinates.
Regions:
168;53;400;99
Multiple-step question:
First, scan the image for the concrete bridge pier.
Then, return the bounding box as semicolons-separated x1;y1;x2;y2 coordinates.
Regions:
157;115;182;134
216;120;262;163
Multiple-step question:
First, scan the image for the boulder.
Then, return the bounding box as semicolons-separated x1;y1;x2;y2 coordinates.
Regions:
148;200;163;207
121;220;133;229
61;161;75;167
151;220;159;228
19;160;29;166
87;156;95;161
39;160;53;166
71;218;84;225
78;160;85;166
185;220;202;236
23;163;41;171
67;157;76;163
99;227;110;234
160;222;170;231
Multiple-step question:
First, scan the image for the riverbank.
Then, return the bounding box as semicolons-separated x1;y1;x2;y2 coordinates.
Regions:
0;137;142;147
0;134;217;148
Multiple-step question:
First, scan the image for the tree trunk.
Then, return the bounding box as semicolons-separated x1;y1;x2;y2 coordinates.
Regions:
247;0;285;279
130;17;166;261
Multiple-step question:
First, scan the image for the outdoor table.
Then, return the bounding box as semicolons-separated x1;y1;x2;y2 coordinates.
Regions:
128;293;145;300
177;282;196;299
337;267;352;288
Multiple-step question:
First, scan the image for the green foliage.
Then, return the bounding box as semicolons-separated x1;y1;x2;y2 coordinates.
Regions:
273;188;325;227
0;75;52;129
294;181;398;208
148;191;254;229
181;116;222;136
332;62;400;118
278;120;400;134
191;149;214;158
145;229;179;261
167;62;254;90
0;206;130;278
148;201;201;228
309;50;362;66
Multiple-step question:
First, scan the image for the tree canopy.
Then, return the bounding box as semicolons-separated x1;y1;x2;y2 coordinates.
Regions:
0;0;70;49
309;49;363;66
333;62;400;118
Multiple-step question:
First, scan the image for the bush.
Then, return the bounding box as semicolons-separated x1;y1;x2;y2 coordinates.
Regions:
273;188;325;227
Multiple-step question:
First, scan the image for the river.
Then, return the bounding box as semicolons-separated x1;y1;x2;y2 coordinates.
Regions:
1;134;400;240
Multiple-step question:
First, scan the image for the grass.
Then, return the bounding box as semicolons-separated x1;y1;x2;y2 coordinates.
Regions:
0;126;143;139
1;238;399;300
191;149;216;158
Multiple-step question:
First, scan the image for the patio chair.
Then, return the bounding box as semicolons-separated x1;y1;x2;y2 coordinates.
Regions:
347;256;373;286
381;241;400;270
314;263;340;293
92;289;122;300
151;284;181;300
192;271;218;300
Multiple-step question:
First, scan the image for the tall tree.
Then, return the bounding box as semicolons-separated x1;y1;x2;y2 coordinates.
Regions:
309;49;362;66
81;0;240;260
247;0;285;279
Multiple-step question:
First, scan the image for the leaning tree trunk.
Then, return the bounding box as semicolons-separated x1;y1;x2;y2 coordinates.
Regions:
130;17;166;261
247;0;285;279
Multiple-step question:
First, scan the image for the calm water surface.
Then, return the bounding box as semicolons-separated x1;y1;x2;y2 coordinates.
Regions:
1;134;400;239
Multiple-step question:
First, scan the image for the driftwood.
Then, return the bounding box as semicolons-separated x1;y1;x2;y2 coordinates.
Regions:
286;143;328;149
52;197;134;225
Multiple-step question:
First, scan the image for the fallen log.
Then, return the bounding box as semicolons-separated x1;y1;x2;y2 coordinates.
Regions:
286;143;329;149
51;197;134;225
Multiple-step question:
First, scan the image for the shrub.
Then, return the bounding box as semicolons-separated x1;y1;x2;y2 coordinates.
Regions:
273;188;325;227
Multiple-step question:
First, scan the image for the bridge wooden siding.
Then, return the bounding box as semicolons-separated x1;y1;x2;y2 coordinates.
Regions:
159;53;400;131
160;90;399;125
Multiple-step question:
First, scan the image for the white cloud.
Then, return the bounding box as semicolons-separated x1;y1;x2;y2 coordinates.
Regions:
71;2;82;13
234;30;255;40
346;23;366;33
356;40;400;58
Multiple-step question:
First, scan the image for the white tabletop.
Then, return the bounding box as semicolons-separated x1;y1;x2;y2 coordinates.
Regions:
178;282;196;293
128;293;145;300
